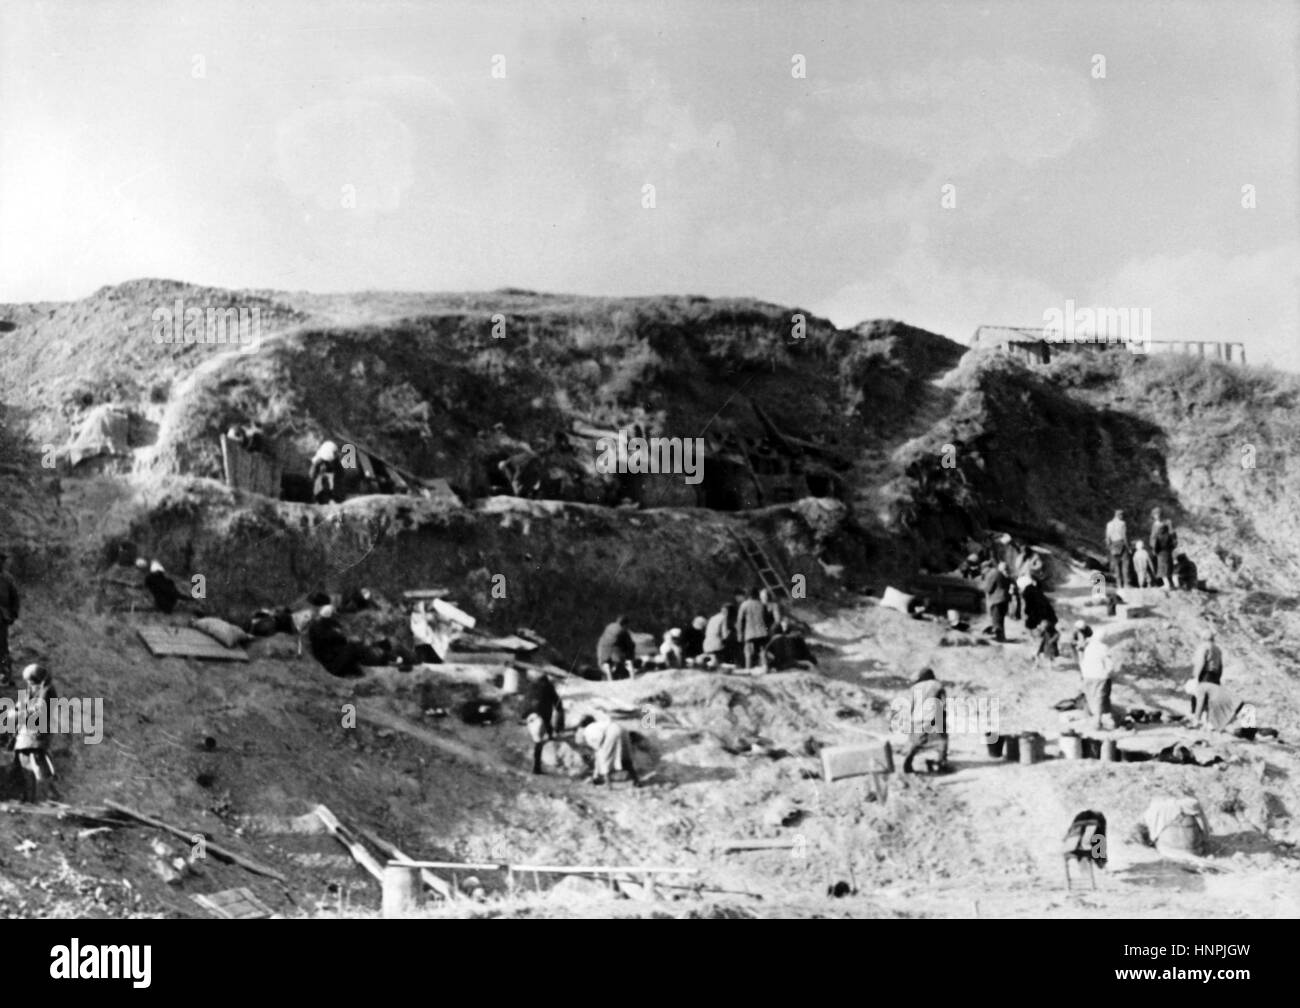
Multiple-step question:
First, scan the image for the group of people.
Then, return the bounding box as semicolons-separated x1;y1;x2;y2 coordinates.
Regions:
595;587;817;679
519;666;639;785
1104;507;1199;594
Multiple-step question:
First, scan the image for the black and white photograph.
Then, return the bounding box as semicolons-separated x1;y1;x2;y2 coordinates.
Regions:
0;0;1296;960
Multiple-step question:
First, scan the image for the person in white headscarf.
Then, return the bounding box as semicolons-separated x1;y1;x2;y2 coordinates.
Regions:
311;440;342;504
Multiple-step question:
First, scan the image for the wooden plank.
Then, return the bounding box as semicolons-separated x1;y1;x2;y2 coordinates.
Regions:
104;800;286;883
313;804;385;883
389;860;696;875
822;740;894;782
432;598;476;629
137;626;249;662
723;839;802;852
402;588;453;602
442;650;515;666
192;886;274;920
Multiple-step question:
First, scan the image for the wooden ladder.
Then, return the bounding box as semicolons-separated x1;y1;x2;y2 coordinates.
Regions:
731;528;792;601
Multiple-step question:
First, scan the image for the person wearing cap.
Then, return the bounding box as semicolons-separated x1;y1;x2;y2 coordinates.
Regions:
573;713;640;786
521;668;565;774
0;552;18;685
1191;628;1224;685
140;558;183;614
306;604;367;678
311;439;343;504
658;628;684;668
902;668;949;774
1105;509;1130;588
13;663;57;802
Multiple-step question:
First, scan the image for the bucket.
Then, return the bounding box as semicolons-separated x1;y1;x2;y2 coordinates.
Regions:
1002;734;1020;762
1059;733;1083;760
1082;737;1102;759
1019;732;1044;765
1101;738;1120;762
984;733;1004;758
500;665;521;695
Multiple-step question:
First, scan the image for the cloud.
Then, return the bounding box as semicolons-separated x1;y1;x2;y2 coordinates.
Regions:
273;99;415;215
848;56;1100;172
1100;243;1300;370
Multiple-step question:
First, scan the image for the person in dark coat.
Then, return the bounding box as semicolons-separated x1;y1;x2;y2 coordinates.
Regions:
522;668;564;774
0;552;18;685
680;616;706;661
763;621;818;671
1150;508;1177;594
595;616;635;680
307;605;367;678
981;561;1011;643
139;559;183;614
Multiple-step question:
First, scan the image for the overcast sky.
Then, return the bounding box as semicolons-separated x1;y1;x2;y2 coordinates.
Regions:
2;1;1297;366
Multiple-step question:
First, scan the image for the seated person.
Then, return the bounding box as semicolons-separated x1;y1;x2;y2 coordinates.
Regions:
306;605;368;678
658;628;684;668
1137;795;1211;857
763;621;819;671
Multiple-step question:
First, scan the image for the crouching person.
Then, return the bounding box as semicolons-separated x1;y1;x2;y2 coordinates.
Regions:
307;605;368;678
13;663;57;803
902;668;949;774
573;714;640;787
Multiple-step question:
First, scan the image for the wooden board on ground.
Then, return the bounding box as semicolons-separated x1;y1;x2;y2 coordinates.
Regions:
458;634;539;653
402;588;453;602
442;650;515;666
138;626;249;662
192;887;274;920
314;804;384;882
822;740;894;782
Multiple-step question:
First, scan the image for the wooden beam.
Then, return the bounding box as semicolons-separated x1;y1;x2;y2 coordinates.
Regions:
351;823;453;900
388;859;697;875
104;800;286;883
313;804;384;883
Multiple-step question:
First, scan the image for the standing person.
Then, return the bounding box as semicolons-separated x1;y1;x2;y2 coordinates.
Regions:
522;668;564;775
595;615;635;680
1070;621;1093;670
1105;510;1130;588
736;588;770;671
1132;539;1156;589
1191;627;1223;685
759;587;785;633
1150;508;1177;595
310;440;343;504
702;604;731;668
0;552;18;686
1080;630;1117;730
573;714;640;786
981;560;1011;643
14;663;57;803
901;669;949;774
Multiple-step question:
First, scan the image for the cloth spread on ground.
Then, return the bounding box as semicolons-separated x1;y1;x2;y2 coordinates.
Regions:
66;405;131;466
